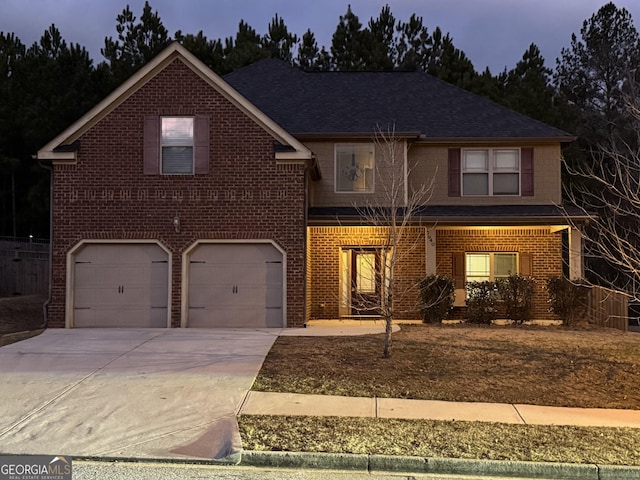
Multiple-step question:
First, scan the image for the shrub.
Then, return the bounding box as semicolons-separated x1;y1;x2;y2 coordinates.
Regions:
418;275;455;323
466;281;498;324
546;276;589;326
496;274;536;325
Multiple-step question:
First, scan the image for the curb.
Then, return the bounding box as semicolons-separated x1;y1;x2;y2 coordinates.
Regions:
240;450;640;480
0;329;44;347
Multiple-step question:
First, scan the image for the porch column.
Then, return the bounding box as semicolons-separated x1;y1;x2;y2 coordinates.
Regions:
569;227;584;280
426;226;437;275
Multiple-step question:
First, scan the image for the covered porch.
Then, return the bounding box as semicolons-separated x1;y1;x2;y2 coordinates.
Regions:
306;206;588;324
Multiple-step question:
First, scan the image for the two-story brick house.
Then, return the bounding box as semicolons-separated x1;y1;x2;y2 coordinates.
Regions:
37;43;586;328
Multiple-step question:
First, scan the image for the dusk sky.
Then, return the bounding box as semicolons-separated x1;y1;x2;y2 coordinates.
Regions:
2;0;639;74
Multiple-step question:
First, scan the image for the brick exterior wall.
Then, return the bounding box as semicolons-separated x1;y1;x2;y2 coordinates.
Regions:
436;227;563;321
48;59;307;328
308;226;426;320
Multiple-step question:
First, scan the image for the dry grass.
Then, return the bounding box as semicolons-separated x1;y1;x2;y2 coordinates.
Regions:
253;323;640;409
242;323;640;464
239;415;640;466
0;295;46;334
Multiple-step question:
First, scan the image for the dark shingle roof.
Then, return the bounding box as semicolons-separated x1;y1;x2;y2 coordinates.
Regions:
225;60;573;140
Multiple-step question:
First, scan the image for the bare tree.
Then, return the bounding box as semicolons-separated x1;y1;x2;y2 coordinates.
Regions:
562;99;640;301
347;125;435;358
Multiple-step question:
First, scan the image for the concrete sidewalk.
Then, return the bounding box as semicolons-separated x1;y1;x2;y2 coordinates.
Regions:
239;391;640;428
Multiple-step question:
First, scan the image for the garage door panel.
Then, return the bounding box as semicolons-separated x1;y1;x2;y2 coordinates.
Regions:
187;243;284;328
265;263;283;284
233;307;269;327
190;284;235;308
265;307;284;328
76;307;167;328
233;265;260;285
73;244;168;328
75;264;120;287
265;285;283;308
147;307;169;327
74;288;96;308
235;285;266;307
150;264;169;286
189;264;235;286
188;307;235;328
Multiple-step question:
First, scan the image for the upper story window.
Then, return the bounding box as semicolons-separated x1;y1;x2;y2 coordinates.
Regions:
462;148;520;196
144;115;209;175
161;117;194;174
335;144;374;193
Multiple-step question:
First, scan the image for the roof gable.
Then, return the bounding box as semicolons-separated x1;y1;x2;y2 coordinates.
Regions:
225;60;574;142
38;43;311;162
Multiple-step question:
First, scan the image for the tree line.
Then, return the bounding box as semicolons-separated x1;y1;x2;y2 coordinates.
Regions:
0;1;637;240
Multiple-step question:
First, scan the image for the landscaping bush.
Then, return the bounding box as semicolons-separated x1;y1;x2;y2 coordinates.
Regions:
466;281;498;324
418;275;455;323
496;274;536;325
546;276;589;326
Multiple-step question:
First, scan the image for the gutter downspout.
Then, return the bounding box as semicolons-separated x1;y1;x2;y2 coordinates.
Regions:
35;156;52;329
403;140;408;207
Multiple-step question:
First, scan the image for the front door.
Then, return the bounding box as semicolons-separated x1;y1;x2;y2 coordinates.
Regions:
350;249;381;315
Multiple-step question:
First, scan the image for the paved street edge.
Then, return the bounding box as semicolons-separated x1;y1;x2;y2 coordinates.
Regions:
239;450;640;480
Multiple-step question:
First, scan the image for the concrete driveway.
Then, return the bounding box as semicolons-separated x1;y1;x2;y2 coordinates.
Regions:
0;328;278;461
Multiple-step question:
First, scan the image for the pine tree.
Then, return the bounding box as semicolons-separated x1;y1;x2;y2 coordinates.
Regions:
101;2;170;87
330;5;368;71
262;14;298;63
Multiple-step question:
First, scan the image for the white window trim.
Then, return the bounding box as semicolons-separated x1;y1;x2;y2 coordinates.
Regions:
161;116;195;175
334;143;375;194
461;148;521;197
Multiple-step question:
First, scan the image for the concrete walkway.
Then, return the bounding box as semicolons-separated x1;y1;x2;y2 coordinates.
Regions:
239;391;640;428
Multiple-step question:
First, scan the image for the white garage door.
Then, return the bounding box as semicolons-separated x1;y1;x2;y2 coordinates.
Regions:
188;243;283;327
73;243;169;327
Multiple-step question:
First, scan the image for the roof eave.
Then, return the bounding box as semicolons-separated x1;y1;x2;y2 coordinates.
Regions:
37;151;77;163
416;136;577;144
307;214;592;226
293;133;576;144
295;131;422;140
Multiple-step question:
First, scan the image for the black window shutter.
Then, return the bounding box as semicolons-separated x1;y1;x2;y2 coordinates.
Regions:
519;252;533;276
194;115;210;174
452;252;465;289
448;148;461;197
143;116;159;174
521;147;534;196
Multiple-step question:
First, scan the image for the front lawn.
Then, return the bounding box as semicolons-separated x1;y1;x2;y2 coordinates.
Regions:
240;324;640;465
252;324;640;409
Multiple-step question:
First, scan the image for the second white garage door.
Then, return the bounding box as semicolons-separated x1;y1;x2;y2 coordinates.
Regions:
187;243;284;328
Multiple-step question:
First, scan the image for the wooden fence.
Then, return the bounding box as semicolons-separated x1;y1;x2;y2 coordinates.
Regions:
0;238;49;297
588;285;628;332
